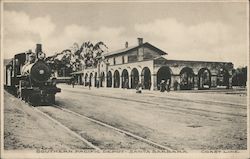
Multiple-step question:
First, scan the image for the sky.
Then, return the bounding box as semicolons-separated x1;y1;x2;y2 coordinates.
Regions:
3;1;248;67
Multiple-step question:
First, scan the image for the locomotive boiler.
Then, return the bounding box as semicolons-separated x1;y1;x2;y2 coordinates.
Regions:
5;44;61;105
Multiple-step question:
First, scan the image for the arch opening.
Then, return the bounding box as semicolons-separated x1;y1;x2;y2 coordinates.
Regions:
113;70;120;88
89;73;93;87
141;67;151;90
107;71;112;87
217;68;230;88
198;68;211;89
157;66;171;90
121;69;129;88
131;68;139;89
179;67;194;90
84;73;88;86
94;72;97;87
100;72;105;87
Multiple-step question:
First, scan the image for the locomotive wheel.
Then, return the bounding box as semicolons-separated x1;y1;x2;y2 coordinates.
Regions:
17;81;23;99
24;91;30;103
26;96;30;103
28;95;39;106
48;95;55;104
17;89;21;98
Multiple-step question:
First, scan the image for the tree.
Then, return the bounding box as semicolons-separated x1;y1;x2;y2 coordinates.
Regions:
232;66;247;86
46;49;74;76
46;41;108;76
79;41;108;68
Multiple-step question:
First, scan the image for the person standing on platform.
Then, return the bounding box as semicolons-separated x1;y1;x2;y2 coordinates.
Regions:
71;78;75;88
149;80;152;90
125;79;129;89
96;80;99;88
166;79;170;92
136;82;142;93
173;80;179;91
159;80;166;92
88;81;91;90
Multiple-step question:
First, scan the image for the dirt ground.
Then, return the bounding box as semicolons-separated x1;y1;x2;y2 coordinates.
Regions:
4;92;93;151
38;106;158;150
57;84;247;150
3;85;247;151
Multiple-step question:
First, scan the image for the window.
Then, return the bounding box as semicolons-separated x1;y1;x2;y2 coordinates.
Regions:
113;57;116;65
122;56;125;64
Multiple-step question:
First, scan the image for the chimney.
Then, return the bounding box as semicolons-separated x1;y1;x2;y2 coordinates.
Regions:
125;41;128;48
138;38;143;45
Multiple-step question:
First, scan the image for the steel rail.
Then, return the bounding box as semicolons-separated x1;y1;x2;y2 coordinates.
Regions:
64;90;246;117
33;107;101;151
53;104;175;151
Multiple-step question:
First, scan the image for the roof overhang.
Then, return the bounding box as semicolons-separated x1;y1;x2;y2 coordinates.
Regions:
104;42;167;58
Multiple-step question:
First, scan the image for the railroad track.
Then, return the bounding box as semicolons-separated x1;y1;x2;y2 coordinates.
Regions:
153;95;246;109
62;90;247;118
33;104;175;152
32;106;101;151
65;88;246;109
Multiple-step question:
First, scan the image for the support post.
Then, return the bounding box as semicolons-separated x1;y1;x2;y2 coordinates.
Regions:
193;75;198;90
152;74;157;90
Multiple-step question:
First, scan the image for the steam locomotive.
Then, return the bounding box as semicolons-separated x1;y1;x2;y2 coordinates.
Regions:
5;44;61;105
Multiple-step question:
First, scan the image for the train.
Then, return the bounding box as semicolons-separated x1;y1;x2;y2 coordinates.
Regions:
5;44;61;105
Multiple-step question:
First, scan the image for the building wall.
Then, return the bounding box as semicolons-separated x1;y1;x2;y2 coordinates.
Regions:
143;47;162;61
76;58;234;91
74;45;233;91
153;58;233;90
108;45;162;65
108;55;128;65
127;50;138;63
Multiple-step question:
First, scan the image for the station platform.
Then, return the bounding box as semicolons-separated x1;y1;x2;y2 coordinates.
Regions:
57;84;247;107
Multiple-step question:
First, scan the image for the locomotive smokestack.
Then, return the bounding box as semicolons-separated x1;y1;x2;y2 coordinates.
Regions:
36;44;42;58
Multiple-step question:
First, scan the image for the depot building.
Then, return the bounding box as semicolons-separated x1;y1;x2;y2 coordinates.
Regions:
71;38;233;91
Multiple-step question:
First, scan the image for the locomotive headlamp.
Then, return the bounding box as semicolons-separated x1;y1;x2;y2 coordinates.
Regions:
39;69;45;75
38;52;45;60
